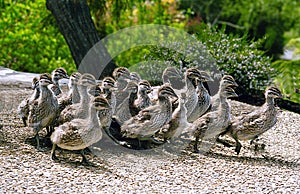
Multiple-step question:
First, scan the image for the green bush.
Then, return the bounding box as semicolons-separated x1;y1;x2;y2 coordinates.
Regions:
0;0;75;74
140;25;275;96
197;26;275;96
272;60;300;104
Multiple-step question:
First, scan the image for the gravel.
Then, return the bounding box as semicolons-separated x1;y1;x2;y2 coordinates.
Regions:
0;84;299;193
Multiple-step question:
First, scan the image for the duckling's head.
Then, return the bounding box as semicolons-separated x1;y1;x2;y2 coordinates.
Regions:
88;85;102;97
220;75;238;87
138;80;152;93
68;72;82;88
123;82;138;93
130;72;141;83
265;86;282;99
92;96;111;110
52;67;69;81
40;73;52;82
113;67;131;81
70;72;81;83
78;73;96;87
185;68;202;80
159;85;178;99
39;77;53;87
31;77;39;90
222;86;238;98
102;77;116;89
198;71;214;82
162;67;181;81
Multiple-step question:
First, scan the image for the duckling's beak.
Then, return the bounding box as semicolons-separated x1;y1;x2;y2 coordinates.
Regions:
201;74;214;82
277;93;283;99
231;81;239;87
230;91;239;98
31;83;37;90
146;88;153;94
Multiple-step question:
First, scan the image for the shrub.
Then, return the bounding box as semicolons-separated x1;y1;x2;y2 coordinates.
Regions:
0;0;75;74
272;60;300;104
140;25;275;96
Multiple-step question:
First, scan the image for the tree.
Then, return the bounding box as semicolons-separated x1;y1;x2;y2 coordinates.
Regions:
46;0;117;79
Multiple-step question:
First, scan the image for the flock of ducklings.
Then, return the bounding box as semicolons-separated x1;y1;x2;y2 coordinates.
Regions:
17;66;283;165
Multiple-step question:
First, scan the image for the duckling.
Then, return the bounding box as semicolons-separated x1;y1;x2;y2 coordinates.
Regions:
161;93;191;142
50;96;111;165
112;67;131;108
58;73;96;124
101;77;116;114
114;82;138;126
224;86;282;155
121;85;178;147
188;71;213;122
183;68;204;117
130;72;141;84
133;80;152;113
27;75;59;151
211;75;238;111
88;84;102;97
49;67;69;96
67;72;82;104
190;86;238;153
57;72;82;112
162;67;186;93
17;77;40;126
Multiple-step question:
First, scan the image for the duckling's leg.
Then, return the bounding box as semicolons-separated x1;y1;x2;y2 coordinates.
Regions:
45;126;54;137
51;144;59;161
80;149;93;166
35;133;44;152
103;127;128;147
233;136;242;155
22;117;27;127
193;136;200;153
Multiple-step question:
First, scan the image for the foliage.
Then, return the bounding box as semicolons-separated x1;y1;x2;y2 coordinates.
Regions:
0;0;75;74
179;0;300;59
142;24;275;96
272;60;300;103
100;0;188;68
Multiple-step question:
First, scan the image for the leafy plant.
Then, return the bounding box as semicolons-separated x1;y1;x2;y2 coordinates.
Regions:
272;60;300;103
179;0;300;59
0;0;75;74
141;24;275;96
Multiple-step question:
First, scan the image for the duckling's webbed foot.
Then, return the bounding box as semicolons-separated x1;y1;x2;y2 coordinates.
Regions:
149;137;164;145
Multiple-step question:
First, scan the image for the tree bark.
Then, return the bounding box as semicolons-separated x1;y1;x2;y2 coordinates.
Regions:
46;0;116;79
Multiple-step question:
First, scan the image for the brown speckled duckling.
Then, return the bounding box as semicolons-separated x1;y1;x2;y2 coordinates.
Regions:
27;74;59;151
190;87;238;153
224;86;282;155
121;85;178;146
51;96;111;165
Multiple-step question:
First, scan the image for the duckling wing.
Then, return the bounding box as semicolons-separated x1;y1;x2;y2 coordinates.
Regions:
51;121;87;149
17;98;30;118
121;104;161;137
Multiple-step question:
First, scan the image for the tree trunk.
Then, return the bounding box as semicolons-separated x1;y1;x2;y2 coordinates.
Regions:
46;0;116;79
